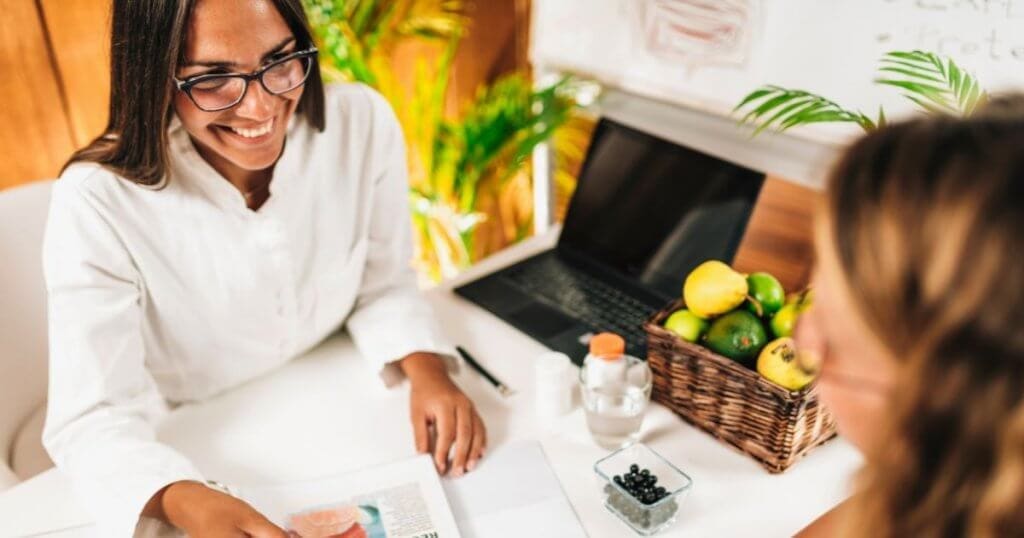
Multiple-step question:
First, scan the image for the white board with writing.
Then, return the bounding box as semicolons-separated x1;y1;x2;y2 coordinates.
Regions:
533;0;1024;142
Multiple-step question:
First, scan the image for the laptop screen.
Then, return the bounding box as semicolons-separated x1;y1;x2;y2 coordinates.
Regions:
558;118;766;300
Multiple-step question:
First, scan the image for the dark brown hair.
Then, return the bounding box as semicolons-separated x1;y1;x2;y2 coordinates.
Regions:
63;0;325;185
823;96;1024;537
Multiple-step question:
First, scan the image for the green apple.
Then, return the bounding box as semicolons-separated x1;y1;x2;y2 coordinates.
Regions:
664;309;709;343
745;272;785;317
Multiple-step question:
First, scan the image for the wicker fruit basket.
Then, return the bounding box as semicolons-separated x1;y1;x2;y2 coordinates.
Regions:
644;299;837;473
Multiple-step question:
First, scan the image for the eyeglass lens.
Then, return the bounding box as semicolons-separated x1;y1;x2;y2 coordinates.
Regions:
189;55;311;111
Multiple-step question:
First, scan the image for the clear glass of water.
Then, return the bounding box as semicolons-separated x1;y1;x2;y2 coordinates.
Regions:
579;355;652;449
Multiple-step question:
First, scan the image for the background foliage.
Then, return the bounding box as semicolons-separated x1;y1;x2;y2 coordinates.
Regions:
303;0;594;282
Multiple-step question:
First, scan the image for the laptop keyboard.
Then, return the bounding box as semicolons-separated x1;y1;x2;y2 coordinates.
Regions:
500;255;655;355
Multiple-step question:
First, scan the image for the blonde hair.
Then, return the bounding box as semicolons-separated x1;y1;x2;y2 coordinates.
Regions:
823;95;1024;537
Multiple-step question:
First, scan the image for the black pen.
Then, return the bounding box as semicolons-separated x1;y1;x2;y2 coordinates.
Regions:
456;346;514;397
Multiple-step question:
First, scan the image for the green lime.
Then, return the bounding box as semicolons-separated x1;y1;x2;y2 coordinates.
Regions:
664;309;709;343
745;272;785;317
770;303;799;338
704;310;768;362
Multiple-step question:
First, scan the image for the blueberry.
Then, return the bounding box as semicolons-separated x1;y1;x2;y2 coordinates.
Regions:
630;464;639;474
655;486;666;496
649;476;658;486
640;468;650;477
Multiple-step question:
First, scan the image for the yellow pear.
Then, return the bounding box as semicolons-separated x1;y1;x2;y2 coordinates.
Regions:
757;337;819;391
683;261;748;319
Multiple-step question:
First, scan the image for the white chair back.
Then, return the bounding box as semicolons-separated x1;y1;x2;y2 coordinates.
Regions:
0;180;54;490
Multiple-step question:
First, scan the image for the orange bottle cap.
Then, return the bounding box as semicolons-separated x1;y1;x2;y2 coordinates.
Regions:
589;332;625;360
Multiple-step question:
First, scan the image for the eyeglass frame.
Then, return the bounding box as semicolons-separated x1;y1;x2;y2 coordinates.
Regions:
173;46;319;112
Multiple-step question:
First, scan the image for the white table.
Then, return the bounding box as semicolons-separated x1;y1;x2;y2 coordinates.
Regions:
0;229;861;537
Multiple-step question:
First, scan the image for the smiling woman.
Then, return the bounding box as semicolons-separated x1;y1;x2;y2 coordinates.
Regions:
64;0;325;201
43;1;486;536
171;1;321;207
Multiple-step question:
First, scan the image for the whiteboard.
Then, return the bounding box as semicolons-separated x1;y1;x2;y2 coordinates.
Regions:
532;0;1024;143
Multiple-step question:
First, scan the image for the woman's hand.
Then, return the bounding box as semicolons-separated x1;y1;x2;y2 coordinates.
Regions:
400;352;487;476
145;480;288;537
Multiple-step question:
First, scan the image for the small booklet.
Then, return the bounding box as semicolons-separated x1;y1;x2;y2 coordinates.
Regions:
240;454;461;538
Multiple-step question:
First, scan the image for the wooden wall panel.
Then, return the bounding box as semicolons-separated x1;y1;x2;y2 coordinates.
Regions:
732;176;820;294
0;0;75;189
38;0;112;147
391;0;526;117
449;0;520;109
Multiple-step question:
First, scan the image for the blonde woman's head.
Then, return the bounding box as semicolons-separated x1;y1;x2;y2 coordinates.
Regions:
803;95;1024;537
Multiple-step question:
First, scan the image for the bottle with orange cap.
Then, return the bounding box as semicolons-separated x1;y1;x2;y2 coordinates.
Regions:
579;332;652;448
582;332;628;389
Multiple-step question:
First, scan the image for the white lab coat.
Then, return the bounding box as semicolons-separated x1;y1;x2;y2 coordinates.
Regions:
41;83;454;536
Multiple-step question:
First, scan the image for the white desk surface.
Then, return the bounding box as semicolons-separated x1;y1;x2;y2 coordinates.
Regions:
0;228;862;537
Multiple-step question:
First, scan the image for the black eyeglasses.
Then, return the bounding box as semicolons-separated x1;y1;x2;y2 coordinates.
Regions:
174;47;318;112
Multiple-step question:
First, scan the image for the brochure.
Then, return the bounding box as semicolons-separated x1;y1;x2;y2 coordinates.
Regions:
241;454;460;538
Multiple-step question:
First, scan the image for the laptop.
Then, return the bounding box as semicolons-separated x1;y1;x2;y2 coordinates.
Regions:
455;118;766;364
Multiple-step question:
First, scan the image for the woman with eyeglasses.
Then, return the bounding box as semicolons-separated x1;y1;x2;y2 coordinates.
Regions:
42;1;486;536
796;95;1024;537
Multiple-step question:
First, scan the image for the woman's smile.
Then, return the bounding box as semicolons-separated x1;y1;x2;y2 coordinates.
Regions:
214;117;277;146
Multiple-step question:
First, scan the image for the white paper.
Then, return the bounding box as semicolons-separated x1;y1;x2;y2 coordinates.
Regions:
441;441;586;538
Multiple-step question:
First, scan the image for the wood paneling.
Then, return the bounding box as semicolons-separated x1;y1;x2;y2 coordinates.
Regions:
0;0;75;189
38;0;112;147
449;0;520;109
732;176;820;293
391;0;527;117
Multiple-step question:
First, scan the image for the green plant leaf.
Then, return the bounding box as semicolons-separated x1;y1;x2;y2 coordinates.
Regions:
735;85;873;134
877;66;945;84
876;50;988;116
875;79;960;113
754;98;822;134
902;94;949;115
734;87;777;112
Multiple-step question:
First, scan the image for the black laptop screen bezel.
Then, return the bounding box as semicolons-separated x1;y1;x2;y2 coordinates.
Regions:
555;117;766;300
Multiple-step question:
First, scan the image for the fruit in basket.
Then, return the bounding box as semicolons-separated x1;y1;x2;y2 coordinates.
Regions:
704;310;767;362
663;309;708;342
683;261;748;319
770;303;799;337
745;272;785;317
757;337;819;390
769;288;814;337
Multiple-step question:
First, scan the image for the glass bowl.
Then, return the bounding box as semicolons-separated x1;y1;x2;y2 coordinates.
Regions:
594;442;693;535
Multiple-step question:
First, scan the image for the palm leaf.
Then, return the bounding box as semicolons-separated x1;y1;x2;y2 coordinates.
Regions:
876;50;988;115
734;85;874;133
